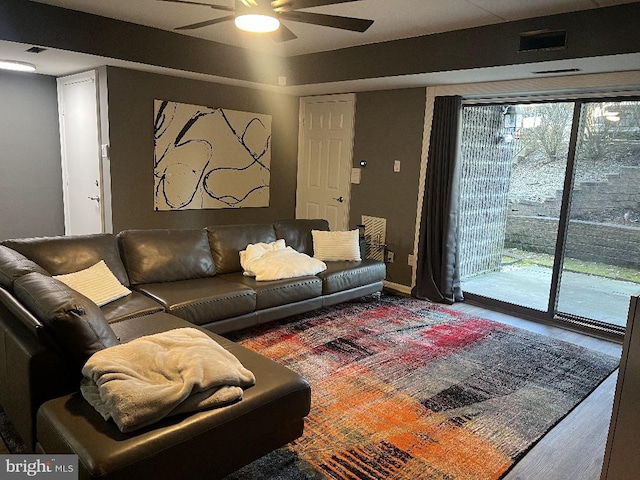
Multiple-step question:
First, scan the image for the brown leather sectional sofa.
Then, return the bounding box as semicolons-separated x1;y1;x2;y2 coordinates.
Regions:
0;218;385;479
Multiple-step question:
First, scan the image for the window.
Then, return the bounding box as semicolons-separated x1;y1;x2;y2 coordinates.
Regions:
459;99;640;332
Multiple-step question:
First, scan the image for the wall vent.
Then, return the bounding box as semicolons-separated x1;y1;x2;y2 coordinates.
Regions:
519;30;567;52
26;46;47;54
361;215;386;261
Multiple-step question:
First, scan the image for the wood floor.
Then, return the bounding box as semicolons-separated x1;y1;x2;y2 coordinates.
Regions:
0;302;622;479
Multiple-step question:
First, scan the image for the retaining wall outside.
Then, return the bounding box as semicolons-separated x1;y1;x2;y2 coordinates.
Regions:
509;166;640;219
505;215;640;270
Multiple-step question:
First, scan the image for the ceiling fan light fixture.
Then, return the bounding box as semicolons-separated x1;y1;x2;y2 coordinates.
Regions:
234;0;279;33
167;0;374;42
235;13;280;33
0;60;36;72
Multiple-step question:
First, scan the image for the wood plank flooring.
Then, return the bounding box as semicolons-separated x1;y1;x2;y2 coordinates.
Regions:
0;301;622;479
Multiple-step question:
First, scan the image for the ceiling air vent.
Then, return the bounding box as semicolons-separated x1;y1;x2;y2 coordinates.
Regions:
519;30;567;52
532;68;581;75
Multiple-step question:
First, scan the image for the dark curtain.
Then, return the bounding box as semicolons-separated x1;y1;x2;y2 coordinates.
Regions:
412;95;464;304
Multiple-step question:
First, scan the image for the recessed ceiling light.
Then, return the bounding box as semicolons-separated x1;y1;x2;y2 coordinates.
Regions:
0;60;36;72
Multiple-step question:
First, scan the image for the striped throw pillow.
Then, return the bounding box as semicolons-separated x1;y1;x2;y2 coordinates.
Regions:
54;260;131;306
312;229;361;261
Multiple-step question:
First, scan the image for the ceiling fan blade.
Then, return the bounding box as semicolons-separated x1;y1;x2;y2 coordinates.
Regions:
272;0;359;9
175;15;235;30
157;0;235;11
279;11;373;32
270;23;298;42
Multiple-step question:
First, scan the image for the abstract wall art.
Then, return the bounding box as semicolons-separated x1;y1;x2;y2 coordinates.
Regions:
153;99;271;210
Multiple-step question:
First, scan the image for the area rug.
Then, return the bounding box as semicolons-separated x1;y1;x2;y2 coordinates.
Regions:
224;295;619;480
0;405;27;454
0;295;619;479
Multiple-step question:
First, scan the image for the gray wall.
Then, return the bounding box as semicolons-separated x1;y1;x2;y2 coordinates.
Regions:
0;65;425;291
104;68;426;287
350;88;426;287
288;4;640;86
105;67;300;232
0;71;63;239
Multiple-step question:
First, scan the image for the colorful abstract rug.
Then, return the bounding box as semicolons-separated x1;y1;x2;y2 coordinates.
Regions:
225;295;619;480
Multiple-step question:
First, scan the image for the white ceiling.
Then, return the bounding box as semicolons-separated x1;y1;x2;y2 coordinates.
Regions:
30;0;639;56
2;0;639;94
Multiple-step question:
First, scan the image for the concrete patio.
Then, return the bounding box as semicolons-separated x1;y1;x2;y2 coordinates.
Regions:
461;265;640;327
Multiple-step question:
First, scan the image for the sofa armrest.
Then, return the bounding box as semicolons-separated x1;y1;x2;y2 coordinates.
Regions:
0;292;79;450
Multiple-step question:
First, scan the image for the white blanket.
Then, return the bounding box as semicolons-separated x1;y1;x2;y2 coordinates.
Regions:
240;240;327;281
80;328;255;433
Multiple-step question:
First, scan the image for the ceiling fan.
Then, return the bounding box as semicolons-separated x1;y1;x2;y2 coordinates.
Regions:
158;0;374;42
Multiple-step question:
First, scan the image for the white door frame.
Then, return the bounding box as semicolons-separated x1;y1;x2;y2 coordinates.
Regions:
57;70;105;235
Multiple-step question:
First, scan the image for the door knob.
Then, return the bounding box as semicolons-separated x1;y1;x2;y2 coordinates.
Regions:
88;196;100;203
333;196;344;203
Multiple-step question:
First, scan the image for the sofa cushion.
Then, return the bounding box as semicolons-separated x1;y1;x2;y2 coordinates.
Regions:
118;229;216;285
13;272;119;368
317;260;387;294
2;234;130;287
218;272;323;310
109;311;196;341
273;219;329;255
207;224;276;274
101;291;164;325
0;245;50;289
37;315;311;480
133;277;256;325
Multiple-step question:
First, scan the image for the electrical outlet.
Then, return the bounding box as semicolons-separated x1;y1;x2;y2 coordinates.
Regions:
408;254;415;267
393;160;401;172
386;251;395;263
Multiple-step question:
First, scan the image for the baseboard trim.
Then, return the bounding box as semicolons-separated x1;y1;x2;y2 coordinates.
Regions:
383;281;412;295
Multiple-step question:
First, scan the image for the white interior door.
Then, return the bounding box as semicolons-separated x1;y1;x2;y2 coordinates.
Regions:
57;70;103;235
296;94;355;231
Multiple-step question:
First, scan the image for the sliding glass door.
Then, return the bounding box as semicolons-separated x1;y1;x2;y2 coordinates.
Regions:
557;101;640;328
458;98;640;332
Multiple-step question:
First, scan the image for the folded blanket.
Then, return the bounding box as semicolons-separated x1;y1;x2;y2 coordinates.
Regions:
80;328;255;433
240;239;327;281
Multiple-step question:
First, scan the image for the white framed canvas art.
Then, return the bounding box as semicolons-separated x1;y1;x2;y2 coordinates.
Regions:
154;100;271;210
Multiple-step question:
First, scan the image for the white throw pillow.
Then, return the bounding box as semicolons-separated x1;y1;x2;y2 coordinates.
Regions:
54;260;131;306
312;229;361;261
